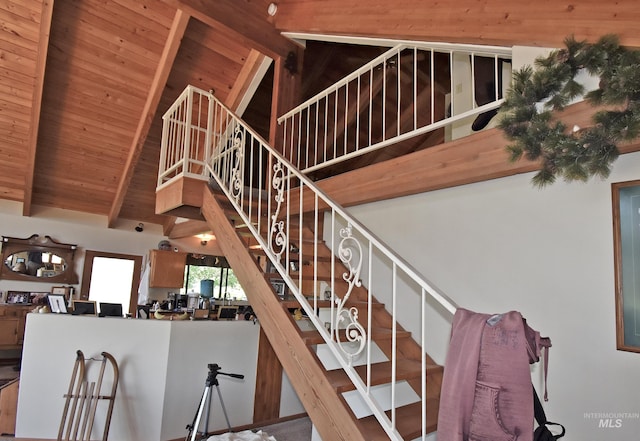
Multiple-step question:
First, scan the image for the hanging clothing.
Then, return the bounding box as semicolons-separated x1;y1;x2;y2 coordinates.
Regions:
437;308;549;441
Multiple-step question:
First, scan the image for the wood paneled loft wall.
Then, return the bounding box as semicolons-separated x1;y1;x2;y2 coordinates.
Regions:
272;0;640;208
274;0;640;48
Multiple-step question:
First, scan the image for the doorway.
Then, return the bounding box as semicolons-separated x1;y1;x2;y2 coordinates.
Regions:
81;250;143;316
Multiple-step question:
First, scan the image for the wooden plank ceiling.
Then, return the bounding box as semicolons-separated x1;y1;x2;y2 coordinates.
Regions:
0;0;289;229
2;0;640;231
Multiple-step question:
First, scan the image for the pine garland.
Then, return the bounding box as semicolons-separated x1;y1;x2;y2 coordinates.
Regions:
498;35;640;187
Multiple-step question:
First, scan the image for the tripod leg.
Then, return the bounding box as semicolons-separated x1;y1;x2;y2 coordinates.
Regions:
202;384;213;438
188;386;211;441
185;388;205;441
215;384;232;432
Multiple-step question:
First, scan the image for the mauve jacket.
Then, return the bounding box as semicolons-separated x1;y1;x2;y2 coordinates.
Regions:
437;308;547;441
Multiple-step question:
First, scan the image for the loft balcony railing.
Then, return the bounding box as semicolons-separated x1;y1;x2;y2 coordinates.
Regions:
277;41;512;174
158;85;458;440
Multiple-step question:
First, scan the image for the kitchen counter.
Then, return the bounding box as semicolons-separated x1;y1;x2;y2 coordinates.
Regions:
16;313;303;441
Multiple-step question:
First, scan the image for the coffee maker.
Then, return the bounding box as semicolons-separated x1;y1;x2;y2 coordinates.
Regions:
175;294;188;309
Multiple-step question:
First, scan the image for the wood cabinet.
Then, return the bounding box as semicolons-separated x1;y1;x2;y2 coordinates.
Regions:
0;305;32;349
149;249;187;288
0;378;19;435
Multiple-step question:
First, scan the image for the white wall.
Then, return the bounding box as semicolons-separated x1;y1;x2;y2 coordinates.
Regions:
0;200;222;302
4;202;306;439
346;151;640;440
16;313;172;440
16;314;303;440
0;200;161;294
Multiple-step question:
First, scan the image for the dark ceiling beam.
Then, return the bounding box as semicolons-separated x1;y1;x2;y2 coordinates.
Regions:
300;43;335;98
225;48;271;114
23;0;55;216
344;83;443;171
164;0;299;60
107;9;190;228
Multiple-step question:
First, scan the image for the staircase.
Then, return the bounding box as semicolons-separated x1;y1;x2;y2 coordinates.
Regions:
204;182;444;440
153;36;523;438
157;85;460;440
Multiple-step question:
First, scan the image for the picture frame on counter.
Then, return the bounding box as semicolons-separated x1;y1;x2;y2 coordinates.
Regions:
72;300;96;316
136;305;150;319
6;291;31;304
217;305;238;320
51;286;72;296
47;294;68;314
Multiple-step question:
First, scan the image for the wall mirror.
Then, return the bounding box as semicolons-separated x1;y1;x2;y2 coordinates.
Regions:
1;235;79;284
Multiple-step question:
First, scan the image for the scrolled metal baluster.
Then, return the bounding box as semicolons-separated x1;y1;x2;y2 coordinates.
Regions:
230;125;244;203
334;224;367;364
269;160;287;261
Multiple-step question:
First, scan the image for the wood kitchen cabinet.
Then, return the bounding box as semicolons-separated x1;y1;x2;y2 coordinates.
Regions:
149;249;187;288
0;304;32;350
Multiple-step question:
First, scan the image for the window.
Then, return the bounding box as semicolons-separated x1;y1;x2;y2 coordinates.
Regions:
81;251;143;315
182;254;246;301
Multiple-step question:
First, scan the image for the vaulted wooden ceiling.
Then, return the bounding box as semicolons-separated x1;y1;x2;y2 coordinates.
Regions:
0;0;295;232
2;0;638;234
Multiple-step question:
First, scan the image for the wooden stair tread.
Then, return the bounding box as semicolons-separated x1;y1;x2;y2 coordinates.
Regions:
272;252;333;263
358;399;439;440
264;270;347;284
300;327;411;346
325;359;441;393
254;248;334;261
234;221;317;240
280;297;385;310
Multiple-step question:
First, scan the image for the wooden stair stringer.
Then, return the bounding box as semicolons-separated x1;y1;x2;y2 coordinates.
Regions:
203;183;443;439
201;185;368;441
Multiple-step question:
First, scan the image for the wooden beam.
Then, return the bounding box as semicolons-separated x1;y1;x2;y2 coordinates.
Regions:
270;46;304;150
23;0;55;216
162;216;177;237
301;100;640;210
226;49;272;115
253;327;283;423
107;9;190;228
165;0;299;59
274;0;640;48
201;187;366;441
155;176;205;215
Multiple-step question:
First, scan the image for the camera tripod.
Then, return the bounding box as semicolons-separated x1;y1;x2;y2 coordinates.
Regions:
185;363;244;441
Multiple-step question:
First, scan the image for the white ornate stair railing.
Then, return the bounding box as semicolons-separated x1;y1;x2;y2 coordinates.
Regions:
277;41;512;174
158;86;213;186
158;85;458;441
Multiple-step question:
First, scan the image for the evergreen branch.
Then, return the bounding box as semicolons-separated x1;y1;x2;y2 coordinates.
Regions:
497;33;640;187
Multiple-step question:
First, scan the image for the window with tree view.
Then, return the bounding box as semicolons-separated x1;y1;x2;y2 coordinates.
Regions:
182;254;246;301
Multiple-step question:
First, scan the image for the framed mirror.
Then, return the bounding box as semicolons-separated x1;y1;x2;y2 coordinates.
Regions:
1;235;79;284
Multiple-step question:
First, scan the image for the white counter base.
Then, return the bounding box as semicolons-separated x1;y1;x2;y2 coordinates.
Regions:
16;313;302;440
